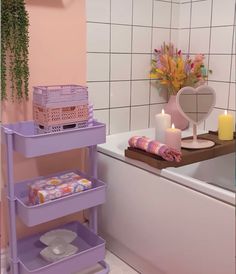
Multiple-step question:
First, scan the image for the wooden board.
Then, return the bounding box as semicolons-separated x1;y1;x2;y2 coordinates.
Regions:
125;131;235;170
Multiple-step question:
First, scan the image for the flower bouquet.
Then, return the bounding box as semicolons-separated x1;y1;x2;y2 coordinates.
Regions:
150;42;211;95
150;42;211;130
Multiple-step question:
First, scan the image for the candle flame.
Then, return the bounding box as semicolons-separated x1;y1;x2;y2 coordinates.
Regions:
224;110;228;115
172;123;175;129
162;109;165;114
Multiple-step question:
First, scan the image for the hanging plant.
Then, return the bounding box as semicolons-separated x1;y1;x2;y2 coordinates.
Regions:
1;0;30;101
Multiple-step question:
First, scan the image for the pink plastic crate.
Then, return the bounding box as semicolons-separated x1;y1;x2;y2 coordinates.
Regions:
33;85;88;107
33;104;89;127
35;120;90;134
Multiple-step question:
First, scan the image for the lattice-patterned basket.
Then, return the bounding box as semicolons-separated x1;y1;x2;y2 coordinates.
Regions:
35;120;91;134
33;104;89;127
33;85;88;107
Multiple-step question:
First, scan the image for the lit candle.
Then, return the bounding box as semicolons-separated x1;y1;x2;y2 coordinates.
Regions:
155;109;171;143
218;110;234;140
165;123;182;151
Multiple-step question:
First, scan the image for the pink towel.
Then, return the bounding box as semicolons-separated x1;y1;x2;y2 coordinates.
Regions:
128;136;182;162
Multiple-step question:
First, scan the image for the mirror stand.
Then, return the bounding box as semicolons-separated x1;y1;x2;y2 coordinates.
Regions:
181;124;215;149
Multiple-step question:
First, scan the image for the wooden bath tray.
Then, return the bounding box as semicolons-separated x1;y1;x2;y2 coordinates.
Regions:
125;131;236;170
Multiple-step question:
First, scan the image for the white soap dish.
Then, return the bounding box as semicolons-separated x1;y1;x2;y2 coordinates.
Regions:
40;243;78;262
40;229;77;245
40;229;78;262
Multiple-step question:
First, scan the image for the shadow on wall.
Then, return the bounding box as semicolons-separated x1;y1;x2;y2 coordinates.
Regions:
1;101;29;123
26;0;76;8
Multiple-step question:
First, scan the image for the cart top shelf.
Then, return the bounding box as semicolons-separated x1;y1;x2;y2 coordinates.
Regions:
1;120;106;157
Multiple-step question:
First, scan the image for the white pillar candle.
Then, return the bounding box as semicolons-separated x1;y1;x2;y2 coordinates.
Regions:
165;123;182;151
155;109;171;143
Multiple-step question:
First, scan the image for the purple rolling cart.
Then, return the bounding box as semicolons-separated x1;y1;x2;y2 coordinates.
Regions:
2;120;110;274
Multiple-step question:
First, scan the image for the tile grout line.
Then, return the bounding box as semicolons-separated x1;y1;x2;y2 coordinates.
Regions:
205;0;213;129
87;21;235;30
87;79;236;84
129;0;134;131
94;105;236;112
93;102;170;111
187;0;192;54
227;2;236;110
169;0;173;42
149;0;155;128
88;51;236;55
108;0;112;135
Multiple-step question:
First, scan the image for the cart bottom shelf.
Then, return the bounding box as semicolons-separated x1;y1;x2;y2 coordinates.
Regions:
17;222;105;274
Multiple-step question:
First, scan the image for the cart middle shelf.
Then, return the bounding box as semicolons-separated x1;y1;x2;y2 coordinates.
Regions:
14;170;106;227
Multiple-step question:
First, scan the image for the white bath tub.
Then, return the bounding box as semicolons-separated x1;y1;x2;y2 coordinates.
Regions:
97;128;235;274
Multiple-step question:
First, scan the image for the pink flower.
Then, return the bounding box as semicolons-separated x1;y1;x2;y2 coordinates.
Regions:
194;54;204;63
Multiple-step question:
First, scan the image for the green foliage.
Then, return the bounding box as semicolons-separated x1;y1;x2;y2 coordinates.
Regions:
1;0;30;101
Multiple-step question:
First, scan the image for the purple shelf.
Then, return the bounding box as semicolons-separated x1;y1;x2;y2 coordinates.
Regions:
18;221;106;274
1;120;106;157
15;170;106;227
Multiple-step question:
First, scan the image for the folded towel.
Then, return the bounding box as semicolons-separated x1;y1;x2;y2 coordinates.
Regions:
128;136;182;162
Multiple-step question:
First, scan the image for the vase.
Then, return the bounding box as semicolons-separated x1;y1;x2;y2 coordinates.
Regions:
164;95;189;130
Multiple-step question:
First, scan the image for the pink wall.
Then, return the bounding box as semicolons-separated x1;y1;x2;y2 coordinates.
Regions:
1;0;87;245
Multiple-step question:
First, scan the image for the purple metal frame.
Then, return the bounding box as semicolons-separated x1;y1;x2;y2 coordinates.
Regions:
5;129;19;274
3;124;109;274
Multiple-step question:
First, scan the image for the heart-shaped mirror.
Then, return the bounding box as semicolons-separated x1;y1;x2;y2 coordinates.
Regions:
176;85;216;125
176;85;216;149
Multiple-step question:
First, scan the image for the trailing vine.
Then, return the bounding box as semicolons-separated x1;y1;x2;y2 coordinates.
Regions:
1;0;30;101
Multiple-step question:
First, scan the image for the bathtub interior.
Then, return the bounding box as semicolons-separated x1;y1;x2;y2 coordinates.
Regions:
166;153;235;192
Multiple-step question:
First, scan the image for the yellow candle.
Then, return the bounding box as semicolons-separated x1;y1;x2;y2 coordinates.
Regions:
218;110;234;140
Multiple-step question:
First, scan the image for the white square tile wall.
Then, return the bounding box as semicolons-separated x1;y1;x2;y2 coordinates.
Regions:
208;55;231;82
132;54;151;80
87;53;109;81
111;25;132;53
86;0;110;23
88;82;110;109
150;81;168;104
110;107;130;134
229;83;236;110
87;23;110;53
170;29;179;47
171;3;180;28
131;80;150;106
87;0;236;134
179;3;191;28
110;81;131;108
111;0;132;25
230;55;235;82
212;0;235;26
132;27;152;53
191;0;211;28
111;54;131;80
153;1;171;28
190;28;210;54
133;0;153;27
131;106;149;130
178;29;190;53
152;28;170;50
210;27;234;54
